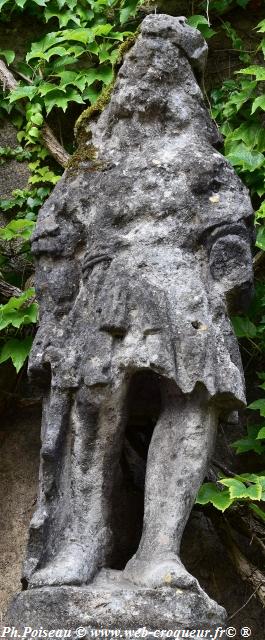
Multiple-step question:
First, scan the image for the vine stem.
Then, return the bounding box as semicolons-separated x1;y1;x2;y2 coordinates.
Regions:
0;59;70;168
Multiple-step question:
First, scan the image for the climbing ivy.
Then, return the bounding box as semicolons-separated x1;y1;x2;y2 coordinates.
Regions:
0;0;142;370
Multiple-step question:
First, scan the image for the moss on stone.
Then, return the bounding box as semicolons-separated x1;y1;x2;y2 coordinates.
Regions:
66;143;99;175
74;81;115;145
70;32;138;174
114;31;139;68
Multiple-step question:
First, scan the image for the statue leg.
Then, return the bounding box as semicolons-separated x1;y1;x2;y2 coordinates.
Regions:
30;380;126;587
123;382;217;590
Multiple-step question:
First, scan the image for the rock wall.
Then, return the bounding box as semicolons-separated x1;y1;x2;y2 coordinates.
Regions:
0;406;41;618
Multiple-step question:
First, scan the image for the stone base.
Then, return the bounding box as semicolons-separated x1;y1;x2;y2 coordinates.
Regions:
6;570;227;635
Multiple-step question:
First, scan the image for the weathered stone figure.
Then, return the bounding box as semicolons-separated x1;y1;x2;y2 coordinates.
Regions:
9;14;254;629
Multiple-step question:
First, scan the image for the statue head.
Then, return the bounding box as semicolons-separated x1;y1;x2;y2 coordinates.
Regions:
140;14;208;76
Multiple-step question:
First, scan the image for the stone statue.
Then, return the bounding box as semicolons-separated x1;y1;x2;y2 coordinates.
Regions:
8;14;254;631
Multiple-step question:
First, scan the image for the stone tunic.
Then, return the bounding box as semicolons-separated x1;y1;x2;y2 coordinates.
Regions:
30;16;254;407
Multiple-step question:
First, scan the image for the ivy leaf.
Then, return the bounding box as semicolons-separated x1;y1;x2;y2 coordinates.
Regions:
26;32;65;62
226;142;264;172
0;49;15;65
120;0;140;24
92;24;113;37
187;15;216;39
52;54;81;70
231;423;265;455
248;399;265;418
61;28;91;44
232;436;264;455
56;70;79;87
96;65;113;84
41;46;69;61
256;226;265;251
256;203;265;222
238;66;265;81
220;478;262;500
0;337;33;373
196;483;232;511
257;427;265;440
251;96;265;114
38;82;60;96
232;316;257;338
9;85;38;103
227;122;265;153
0;301;38;330
78;67;98;86
0;219;35;241
82;86;99;102
30;113;44;126
44;7;81;27
27;126;40;139
97;42;113;63
44;87;84;114
256;19;265;33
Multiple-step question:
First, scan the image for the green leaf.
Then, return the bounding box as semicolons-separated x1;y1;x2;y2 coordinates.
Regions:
195;483;232;511
256;226;265;251
60;28;91;44
9;85;38;103
0;337;33;373
187;15;216;39
248;399;265;418
0;0;10;9
256;202;265;220
0;50;15;65
76;67;98;86
44;7;81;27
227;122;265;153
0;301;38;330
96;65;113;84
44;87;84;114
232;437;264;455
0;219;35;241
226;143;264;172
27;126;40;139
92;23;113;36
38;82;61;96
81;86;99;102
251;96;265;114
120;0;141;24
257;427;265;440
220;478;262;500
237;66;265;81
30;113;44;126
41;46;69;62
232;316;257;338
256;19;265;33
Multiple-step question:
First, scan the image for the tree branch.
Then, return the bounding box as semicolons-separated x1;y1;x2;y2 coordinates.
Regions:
0;279;22;299
0;59;70;168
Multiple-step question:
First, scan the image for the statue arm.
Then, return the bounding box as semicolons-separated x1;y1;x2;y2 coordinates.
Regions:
207;219;254;313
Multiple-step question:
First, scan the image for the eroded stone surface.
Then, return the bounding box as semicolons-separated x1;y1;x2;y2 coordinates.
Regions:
7;571;226;631
8;14;254;627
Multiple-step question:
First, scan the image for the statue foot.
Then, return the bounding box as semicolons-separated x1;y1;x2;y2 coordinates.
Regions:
29;544;95;588
123;554;200;591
